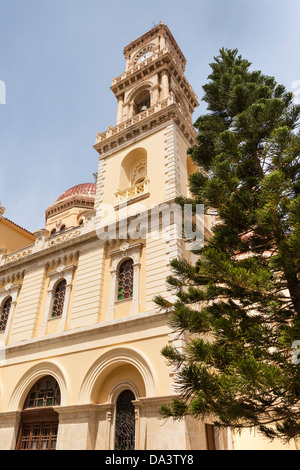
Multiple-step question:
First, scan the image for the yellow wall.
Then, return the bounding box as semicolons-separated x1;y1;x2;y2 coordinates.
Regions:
0;218;35;254
8;266;46;343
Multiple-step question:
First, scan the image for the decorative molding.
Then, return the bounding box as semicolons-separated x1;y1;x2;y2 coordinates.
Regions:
130;159;147;185
46;196;95;219
1;310;168;360
45;251;79;271
78;346;157;405
2;247;33;266
7;361;68;411
0;225;90;269
109;242;143;271
0;269;24;286
94;98;196;158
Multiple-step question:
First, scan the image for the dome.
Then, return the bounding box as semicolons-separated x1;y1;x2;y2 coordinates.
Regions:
56;183;96;203
46;183;97;221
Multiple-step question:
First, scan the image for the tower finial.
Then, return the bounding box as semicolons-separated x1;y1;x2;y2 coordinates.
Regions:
0;202;6;219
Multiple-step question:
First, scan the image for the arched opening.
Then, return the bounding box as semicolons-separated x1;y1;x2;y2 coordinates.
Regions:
16;375;60;450
119;148;147;191
133;88;150;115
0;296;12;332
114;389;136;450
51;279;67;318
117;259;134;302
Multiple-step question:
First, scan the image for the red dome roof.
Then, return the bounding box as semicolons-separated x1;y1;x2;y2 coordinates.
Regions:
56;183;96;203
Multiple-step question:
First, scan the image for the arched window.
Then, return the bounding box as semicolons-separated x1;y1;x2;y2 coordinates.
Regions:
117;259;133;301
0;296;12;332
115;390;135;450
23;376;61;409
51;279;67;318
59;225;66;232
16;376;60;450
133;89;150;115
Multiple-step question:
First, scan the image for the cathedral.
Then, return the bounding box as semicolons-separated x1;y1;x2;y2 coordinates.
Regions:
0;23;295;450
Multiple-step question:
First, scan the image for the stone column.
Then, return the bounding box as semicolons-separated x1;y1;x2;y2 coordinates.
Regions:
161;70;169;100
122;101;130;121
106;269;117;321
116;95;124;124
160;35;166;50
105;408;113;450
150;86;159;106
134;405;140;450
58;280;72;332
40;286;54;334
128;102;134;119
130;262;140;315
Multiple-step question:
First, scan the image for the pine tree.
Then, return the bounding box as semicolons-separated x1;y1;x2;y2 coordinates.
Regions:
154;48;300;443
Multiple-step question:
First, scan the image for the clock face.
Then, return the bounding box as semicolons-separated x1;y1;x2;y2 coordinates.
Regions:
137;50;153;64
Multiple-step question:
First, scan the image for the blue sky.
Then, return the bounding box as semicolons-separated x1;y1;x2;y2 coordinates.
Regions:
1;0;300;232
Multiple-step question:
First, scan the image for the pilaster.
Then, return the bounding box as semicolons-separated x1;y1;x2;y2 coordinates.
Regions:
0;411;21;450
164;122;181;201
94;157;106;214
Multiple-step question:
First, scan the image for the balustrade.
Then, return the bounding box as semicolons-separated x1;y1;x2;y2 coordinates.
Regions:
115;178;150;205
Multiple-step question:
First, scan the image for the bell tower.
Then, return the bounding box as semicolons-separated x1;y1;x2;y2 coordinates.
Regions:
111;22;198;125
93;22;199;216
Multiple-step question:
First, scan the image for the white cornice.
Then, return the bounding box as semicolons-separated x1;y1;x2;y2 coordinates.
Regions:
1;310;169;358
94;101;196;158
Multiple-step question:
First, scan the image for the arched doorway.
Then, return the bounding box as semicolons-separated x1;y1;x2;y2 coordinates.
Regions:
114;389;135;450
16;375;60;450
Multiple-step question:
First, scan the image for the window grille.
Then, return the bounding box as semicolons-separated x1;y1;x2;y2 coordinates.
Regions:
117;259;133;301
0;296;12;332
51;279;66;318
115;390;135;450
24;376;61;409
